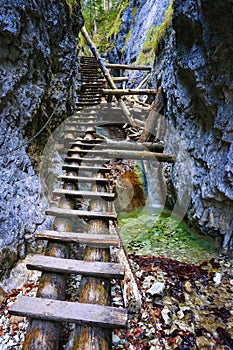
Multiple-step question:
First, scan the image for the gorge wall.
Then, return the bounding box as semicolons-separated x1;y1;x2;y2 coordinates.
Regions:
0;0;83;277
115;0;233;249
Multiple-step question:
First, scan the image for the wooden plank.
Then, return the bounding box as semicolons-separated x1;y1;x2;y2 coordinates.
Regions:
71;150;176;162
9;296;128;329
105;63;151;71
71;141;164;152
64;156;110;163
102;88;157;95
26;255;124;279
53;189;115;201
62;165;110;173
35;230;119;247
46;207;117;220
58;175;111;184
94;141;164;152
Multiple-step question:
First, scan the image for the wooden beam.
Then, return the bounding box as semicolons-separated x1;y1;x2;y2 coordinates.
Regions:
105;63;151;71
102;88;157;96
71;150;176;163
35;230;119;248
91;141;164;153
26;255;124;279
9;296;128;329
46;207;117;220
99;77;129;83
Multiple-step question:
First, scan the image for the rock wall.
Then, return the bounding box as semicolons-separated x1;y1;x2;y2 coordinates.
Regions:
113;0;233;249
156;0;233;249
0;0;83;277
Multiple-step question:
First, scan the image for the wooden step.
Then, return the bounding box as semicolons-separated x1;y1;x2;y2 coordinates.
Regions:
53;189;115;201
70;117;97;121
74;138;104;143
58;175;112;184
26;255;124;279
36;230;119;247
64;156;109;164
46;207;117;220
62;164;111;173
9;296;128;329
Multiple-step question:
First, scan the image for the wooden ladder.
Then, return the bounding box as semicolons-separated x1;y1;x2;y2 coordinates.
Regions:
9;47;176;347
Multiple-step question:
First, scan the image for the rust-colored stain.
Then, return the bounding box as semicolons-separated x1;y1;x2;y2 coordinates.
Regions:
115;170;145;211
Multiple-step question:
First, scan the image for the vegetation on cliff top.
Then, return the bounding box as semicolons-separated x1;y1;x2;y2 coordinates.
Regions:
138;0;174;64
80;0;129;53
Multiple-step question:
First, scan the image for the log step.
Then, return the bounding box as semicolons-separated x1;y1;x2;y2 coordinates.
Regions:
62;164;111;173
46;207;117;220
9;296;128;329
26;255;124;279
58;175;112;184
64;156;109;163
74;138;104;143
53;189;115;201
36;230;119;247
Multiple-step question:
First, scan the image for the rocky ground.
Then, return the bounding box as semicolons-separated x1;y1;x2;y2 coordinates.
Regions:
0;253;233;349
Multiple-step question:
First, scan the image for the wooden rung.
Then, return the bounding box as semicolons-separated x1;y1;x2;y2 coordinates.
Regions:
74;138;104;143
9;296;128;329
64;157;110;164
46;207;117;220
92;141;164;152
26;255;124;279
62;165;111;173
58;175;112;184
35;230;119;247
53;189;115;201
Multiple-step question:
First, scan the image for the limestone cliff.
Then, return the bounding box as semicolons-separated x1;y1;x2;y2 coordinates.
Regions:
0;0;83;276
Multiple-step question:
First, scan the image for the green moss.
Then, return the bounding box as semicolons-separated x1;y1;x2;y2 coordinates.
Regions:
118;208;219;264
66;0;78;14
137;0;174;64
121;28;133;53
107;0;129;39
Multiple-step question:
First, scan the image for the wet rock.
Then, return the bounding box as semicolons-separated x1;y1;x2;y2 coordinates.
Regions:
146;282;166;296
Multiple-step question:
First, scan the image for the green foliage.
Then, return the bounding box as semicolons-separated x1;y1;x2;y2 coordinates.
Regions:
107;0;129;39
80;0;129;53
137;0;174;64
121;28;133;53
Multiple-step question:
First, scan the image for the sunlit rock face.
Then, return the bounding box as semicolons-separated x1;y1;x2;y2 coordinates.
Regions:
0;0;83;277
153;0;233;249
